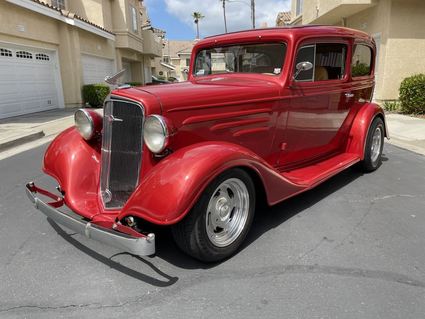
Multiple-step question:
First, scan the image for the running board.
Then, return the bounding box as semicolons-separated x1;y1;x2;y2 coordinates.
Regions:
280;153;360;188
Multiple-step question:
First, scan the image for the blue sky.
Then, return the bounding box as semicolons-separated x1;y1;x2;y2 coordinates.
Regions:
145;0;290;40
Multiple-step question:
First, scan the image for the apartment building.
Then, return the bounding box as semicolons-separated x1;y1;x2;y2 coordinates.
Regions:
152;40;195;81
284;0;425;102
0;0;162;119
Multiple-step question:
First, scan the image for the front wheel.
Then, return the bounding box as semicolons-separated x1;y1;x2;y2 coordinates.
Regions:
360;117;385;172
172;168;256;262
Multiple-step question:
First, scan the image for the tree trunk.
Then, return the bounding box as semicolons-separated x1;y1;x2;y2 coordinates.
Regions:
196;22;200;39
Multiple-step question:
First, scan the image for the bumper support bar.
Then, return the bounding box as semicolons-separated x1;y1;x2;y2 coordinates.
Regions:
25;182;155;256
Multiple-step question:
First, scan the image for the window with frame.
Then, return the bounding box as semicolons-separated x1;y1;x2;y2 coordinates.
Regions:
294;43;347;82
131;6;138;33
36;53;50;61
0;48;12;57
52;0;65;10
296;0;303;16
351;44;372;77
16;51;33;59
185;58;190;67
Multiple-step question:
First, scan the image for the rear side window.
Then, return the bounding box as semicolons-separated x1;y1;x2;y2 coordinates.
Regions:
351;44;372;77
294;43;347;82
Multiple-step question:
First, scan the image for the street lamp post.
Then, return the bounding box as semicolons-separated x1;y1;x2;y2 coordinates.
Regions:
251;0;255;29
224;0;255;30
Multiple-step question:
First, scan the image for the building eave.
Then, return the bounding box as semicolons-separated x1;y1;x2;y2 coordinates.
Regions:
6;0;116;41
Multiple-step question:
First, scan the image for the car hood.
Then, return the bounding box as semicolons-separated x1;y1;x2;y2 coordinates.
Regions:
134;76;281;114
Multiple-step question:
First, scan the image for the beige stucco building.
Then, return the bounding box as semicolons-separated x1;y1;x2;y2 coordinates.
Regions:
0;0;162;119
152;40;195;81
283;0;425;102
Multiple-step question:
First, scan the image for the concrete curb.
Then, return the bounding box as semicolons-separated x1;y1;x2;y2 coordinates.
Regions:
0;131;45;152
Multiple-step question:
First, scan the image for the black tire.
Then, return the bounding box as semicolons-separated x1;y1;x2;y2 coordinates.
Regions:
171;168;256;262
360;117;385;172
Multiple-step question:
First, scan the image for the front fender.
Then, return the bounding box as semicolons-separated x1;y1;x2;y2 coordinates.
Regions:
346;102;387;159
119;142;303;225
43;127;102;219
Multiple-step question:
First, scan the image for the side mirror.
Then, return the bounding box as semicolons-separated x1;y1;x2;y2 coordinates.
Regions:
293;61;313;80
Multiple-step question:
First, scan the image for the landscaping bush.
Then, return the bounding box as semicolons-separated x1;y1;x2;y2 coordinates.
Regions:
382;100;400;112
125;82;142;87
399;74;425;114
351;63;370;77
82;83;110;107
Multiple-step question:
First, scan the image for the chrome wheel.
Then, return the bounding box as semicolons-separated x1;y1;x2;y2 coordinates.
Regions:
370;126;382;163
206;178;250;247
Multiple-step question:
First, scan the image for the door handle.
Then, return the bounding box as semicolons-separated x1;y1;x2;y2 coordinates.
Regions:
345;93;354;98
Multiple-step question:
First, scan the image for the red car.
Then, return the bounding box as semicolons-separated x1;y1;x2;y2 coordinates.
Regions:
26;26;388;262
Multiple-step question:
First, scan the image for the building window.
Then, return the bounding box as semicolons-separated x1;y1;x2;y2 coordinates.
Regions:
52;0;65;10
163;56;170;63
185;58;191;67
36;53;50;61
294;43;347;82
351;44;372;77
296;0;303;16
0;48;12;57
16;51;33;59
131;6;138;33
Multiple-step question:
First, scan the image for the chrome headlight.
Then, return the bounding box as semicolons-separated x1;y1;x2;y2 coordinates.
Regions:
144;115;169;153
74;109;102;140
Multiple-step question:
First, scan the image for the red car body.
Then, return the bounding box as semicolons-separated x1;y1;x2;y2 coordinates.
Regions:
27;26;388;261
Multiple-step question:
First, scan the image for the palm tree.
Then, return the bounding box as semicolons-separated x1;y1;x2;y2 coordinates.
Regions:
192;12;205;39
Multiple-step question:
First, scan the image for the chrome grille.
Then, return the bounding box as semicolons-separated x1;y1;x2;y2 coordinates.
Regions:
100;98;144;209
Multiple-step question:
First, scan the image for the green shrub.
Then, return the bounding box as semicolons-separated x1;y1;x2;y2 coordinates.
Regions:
82;84;110;107
382;100;400;112
352;63;370;77
125;82;142;87
399;74;425;114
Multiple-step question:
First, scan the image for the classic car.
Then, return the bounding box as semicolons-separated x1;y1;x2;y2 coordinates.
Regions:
26;26;388;262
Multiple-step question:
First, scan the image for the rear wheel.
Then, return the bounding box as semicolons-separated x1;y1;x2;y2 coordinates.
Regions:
172;168;255;262
360;117;384;172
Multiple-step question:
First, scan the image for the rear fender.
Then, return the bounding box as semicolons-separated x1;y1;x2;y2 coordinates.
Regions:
346;102;387;160
118;142;303;225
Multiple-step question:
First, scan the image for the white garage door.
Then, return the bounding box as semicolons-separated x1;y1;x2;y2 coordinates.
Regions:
81;55;114;85
0;45;61;119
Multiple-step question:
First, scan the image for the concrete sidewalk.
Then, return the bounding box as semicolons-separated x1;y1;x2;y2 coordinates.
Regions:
0;108;76;152
386;113;425;156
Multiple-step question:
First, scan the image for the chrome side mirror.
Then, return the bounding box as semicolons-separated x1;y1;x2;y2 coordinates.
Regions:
293;61;313;80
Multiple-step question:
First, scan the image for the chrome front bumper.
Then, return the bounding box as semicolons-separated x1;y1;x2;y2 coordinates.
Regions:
25;182;155;257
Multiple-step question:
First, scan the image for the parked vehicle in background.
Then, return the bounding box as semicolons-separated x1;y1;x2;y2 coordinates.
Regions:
26;26;388;263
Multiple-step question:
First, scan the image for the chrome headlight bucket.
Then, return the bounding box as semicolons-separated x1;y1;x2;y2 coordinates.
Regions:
143;115;169;153
74;109;102;140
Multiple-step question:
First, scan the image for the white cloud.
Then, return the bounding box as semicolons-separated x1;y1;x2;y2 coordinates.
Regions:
163;0;290;38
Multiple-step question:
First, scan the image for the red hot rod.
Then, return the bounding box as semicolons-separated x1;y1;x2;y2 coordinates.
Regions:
26;26;388;262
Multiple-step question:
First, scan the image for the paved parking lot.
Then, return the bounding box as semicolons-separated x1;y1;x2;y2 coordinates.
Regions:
0;143;424;318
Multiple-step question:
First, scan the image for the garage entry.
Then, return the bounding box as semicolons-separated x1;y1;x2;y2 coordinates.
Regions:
0;44;62;119
81;54;114;85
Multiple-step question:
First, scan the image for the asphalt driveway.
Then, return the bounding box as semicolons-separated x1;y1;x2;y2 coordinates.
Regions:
0;143;424;318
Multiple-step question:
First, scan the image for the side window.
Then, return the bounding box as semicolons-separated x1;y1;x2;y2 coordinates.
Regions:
294;43;347;82
351;44;372;77
294;45;315;81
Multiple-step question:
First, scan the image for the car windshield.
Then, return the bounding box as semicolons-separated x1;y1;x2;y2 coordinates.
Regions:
193;43;287;76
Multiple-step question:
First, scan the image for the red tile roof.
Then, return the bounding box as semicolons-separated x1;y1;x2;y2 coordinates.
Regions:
31;0;115;35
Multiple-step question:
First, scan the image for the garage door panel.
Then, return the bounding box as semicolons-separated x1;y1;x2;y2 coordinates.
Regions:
0;45;60;119
82;54;114;85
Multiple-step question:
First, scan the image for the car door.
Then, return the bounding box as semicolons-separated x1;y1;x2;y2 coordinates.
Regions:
277;38;353;169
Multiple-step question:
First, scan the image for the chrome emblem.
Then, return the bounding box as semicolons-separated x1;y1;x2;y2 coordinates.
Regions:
107;115;123;123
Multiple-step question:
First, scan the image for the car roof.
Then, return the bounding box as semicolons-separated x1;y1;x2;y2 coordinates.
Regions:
196;25;372;48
